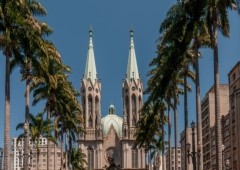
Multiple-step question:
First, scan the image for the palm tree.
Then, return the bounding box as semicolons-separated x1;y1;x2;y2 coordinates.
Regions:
70;148;87;170
16;112;56;170
31;54;82;169
158;1;210;169
11;22;53;170
0;1;30;168
0;0;49;168
52;82;83;169
205;0;237;168
31;55;70;170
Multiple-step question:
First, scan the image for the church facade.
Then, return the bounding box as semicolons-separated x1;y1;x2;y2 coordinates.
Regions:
79;29;146;170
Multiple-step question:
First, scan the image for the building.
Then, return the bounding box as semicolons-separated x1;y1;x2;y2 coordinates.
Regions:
78;29;146;169
222;61;240;169
165;147;181;170
221;113;231;169
11;137;62;170
201;84;229;169
180;126;197;170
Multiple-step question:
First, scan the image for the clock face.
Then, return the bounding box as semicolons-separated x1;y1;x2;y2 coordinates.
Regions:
132;87;135;91
88;87;92;91
105;147;119;163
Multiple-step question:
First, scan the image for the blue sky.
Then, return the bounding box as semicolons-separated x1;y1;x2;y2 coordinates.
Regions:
0;0;239;148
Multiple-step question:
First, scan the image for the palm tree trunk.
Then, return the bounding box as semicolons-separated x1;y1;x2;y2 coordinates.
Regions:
4;51;11;170
61;133;64;169
174;97;178;170
167;102;171;170
195;53;203;170
213;11;222;170
162;120;165;170
37;148;39;170
47;104;50;170
24;66;30;170
184;73;188;170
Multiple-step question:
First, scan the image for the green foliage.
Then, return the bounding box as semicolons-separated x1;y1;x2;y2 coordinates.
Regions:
70;148;87;170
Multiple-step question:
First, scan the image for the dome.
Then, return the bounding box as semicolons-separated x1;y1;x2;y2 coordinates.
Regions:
101;105;123;137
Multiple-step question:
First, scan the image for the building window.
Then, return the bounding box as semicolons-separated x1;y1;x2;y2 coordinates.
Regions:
87;146;94;170
125;96;129;119
82;97;85;115
88;95;93;127
132;95;137;126
138;96;142;110
132;146;138;168
233;73;236;81
95;97;99;116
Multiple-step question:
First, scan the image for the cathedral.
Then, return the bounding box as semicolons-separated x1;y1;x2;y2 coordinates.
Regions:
79;28;146;170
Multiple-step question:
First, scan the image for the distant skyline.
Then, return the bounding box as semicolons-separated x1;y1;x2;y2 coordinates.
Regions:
0;1;239;148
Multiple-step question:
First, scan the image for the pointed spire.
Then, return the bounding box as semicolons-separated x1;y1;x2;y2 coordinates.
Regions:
84;27;97;83
126;28;139;81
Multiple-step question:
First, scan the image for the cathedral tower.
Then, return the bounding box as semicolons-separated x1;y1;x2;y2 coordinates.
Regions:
80;28;102;140
122;28;143;140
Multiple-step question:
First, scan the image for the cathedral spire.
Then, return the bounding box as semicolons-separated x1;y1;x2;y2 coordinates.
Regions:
84;27;97;83
126;28;139;81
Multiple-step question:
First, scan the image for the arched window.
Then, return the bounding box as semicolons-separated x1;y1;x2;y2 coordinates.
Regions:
132;146;138;168
87;146;94;170
139;96;142;110
125;96;129;117
88;95;93;127
95;97;99;115
82;97;86;114
95;97;99;126
124;127;127;137
132;95;137;126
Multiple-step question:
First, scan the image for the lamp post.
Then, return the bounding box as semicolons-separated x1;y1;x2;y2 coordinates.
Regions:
222;145;225;170
186;121;200;170
0;147;3;170
225;159;230;170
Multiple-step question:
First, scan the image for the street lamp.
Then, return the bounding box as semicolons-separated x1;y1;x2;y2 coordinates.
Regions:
0;147;3;170
222;144;225;170
186;121;200;170
225;159;231;170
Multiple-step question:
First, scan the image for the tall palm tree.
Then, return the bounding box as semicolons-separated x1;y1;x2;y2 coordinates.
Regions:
16;112;56;170
31;55;71;170
206;0;236;168
52;81;83;169
158;1;209;169
135;100;167;169
10;22;53;170
0;1;29;168
31;54;82;170
0;0;49;169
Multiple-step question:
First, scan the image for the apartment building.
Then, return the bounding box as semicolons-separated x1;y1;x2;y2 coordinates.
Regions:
223;61;240;169
166;147;181;170
11;137;63;170
201;84;229;170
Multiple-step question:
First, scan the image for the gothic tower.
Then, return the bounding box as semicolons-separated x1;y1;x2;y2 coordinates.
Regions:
122;29;145;169
122;28;143;139
80;28;102;141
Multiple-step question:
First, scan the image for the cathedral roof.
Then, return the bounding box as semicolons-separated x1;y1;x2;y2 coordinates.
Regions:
126;28;139;81
84;28;97;84
101;105;123;137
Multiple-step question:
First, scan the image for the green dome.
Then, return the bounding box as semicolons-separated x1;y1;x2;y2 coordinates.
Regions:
101;112;123;137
